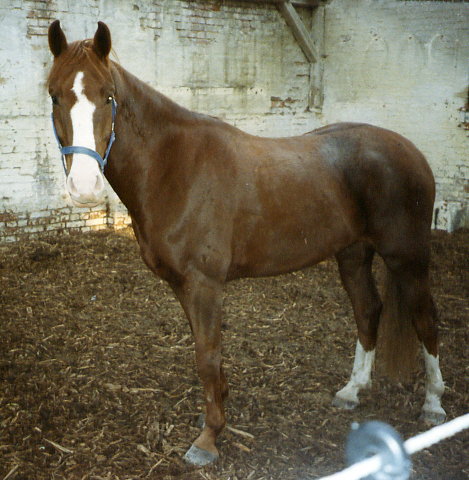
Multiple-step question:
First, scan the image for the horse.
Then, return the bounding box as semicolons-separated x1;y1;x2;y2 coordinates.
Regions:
47;20;446;466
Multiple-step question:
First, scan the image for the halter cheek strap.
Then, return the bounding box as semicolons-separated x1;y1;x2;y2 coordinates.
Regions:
51;98;117;174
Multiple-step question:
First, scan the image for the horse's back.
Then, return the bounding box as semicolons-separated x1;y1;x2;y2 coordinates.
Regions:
228;122;435;276
306;122;369;137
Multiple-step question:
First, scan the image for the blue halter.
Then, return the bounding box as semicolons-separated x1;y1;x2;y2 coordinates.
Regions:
51;98;117;174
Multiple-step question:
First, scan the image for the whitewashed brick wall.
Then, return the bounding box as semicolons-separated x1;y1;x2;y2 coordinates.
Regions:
321;0;469;232
0;0;467;241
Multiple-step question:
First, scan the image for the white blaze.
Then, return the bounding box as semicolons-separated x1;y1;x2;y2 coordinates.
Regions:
67;71;105;206
71;71;96;150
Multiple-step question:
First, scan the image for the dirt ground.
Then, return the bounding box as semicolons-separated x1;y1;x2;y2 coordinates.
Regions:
0;228;467;480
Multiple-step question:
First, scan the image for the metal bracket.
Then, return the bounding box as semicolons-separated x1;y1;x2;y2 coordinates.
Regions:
346;421;411;480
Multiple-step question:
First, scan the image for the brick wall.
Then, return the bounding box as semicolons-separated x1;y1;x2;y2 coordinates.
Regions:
0;0;467;241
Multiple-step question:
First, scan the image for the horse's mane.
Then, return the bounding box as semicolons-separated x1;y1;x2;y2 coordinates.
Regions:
49;39;227;130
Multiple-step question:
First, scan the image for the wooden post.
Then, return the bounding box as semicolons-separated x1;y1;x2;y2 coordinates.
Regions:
309;4;325;109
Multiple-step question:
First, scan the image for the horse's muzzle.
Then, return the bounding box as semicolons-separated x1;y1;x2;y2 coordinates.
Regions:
66;167;106;208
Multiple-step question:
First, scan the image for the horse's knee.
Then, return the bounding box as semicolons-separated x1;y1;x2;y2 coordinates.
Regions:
195;347;221;379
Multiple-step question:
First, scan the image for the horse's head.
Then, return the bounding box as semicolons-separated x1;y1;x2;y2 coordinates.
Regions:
48;20;116;207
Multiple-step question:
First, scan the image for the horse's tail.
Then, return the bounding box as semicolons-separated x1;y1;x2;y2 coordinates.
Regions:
377;267;420;380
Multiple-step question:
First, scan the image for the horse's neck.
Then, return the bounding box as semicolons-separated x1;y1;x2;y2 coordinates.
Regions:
106;63;193;217
112;62;196;137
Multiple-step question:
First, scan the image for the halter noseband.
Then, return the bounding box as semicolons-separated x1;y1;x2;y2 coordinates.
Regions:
51;98;117;174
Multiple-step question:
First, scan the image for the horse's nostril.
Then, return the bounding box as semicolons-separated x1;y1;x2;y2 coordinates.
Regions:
95;174;104;192
67;176;78;195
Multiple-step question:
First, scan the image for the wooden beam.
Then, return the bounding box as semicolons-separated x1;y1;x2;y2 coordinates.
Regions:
278;1;319;63
287;0;320;6
234;0;321;9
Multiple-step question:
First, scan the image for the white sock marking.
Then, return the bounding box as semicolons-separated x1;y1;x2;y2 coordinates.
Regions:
335;341;375;405
422;347;445;420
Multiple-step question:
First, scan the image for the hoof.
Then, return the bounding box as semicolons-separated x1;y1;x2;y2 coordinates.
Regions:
420;409;446;426
183;444;219;466
332;396;359;410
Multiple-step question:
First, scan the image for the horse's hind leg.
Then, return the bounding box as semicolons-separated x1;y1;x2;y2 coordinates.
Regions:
410;279;446;425
382;252;446;425
332;242;382;410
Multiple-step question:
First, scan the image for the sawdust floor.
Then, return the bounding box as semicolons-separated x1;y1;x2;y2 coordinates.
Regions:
0;229;467;480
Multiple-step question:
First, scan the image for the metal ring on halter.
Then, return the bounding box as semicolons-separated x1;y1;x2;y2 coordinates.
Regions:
346;421;411;480
51;97;117;174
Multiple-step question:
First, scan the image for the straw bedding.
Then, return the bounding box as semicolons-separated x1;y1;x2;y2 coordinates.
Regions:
1;229;467;479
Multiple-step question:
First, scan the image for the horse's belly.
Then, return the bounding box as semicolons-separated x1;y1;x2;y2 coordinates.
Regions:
226;137;365;279
229;204;360;279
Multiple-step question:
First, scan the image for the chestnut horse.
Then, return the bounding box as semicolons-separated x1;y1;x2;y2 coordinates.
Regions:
47;21;446;465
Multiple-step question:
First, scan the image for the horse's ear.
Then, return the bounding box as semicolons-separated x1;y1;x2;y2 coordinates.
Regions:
93;21;112;60
48;20;68;57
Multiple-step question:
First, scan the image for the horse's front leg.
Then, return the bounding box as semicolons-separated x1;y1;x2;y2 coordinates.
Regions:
171;271;227;466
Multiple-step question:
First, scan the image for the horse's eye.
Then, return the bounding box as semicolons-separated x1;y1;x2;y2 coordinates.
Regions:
51;95;58;105
106;95;113;104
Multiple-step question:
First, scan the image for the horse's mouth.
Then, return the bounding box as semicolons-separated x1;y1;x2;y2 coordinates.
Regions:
69;195;105;209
